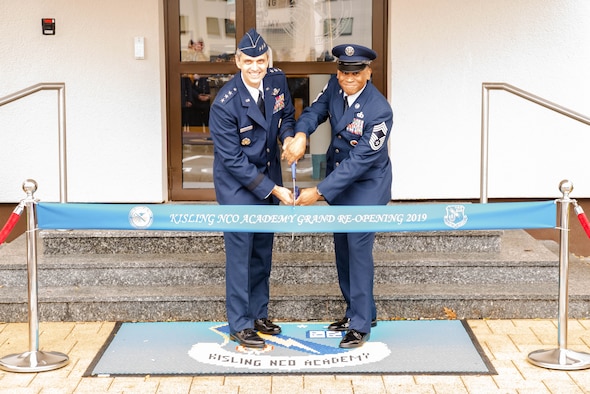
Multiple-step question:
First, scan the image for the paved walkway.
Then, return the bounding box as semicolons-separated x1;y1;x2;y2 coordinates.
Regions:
0;319;589;393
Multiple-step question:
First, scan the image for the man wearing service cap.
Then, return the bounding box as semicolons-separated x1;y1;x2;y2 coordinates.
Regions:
283;44;394;348
209;28;297;349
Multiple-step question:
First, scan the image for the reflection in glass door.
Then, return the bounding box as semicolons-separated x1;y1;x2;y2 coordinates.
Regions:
179;0;237;189
182;73;233;189
181;74;319;189
257;0;372;62
180;0;237;63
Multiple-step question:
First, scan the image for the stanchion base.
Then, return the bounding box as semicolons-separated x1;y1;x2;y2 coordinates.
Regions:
0;350;69;373
528;348;590;370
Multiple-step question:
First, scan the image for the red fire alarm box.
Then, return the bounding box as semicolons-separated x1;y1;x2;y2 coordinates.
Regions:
42;18;55;35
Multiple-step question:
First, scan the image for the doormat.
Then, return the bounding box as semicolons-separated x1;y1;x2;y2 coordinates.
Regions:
84;320;495;376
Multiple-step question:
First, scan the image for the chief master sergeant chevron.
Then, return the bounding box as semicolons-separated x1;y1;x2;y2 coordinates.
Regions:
208;28;296;349
283;44;394;349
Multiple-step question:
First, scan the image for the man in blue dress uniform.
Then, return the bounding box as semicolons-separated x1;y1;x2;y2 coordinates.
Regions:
283;44;393;348
209;29;297;348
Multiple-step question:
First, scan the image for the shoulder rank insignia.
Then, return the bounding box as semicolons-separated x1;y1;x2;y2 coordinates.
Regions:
369;122;388;151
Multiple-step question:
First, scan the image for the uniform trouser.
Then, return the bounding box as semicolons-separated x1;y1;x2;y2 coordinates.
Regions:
224;231;274;334
334;231;377;334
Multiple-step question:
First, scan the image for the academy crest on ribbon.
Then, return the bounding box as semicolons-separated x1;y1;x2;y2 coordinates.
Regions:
128;206;154;229
444;205;468;229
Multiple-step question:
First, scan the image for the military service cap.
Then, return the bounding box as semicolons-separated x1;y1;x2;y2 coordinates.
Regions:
237;28;269;57
332;44;377;72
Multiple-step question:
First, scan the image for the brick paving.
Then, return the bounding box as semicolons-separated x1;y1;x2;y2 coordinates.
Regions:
0;319;589;393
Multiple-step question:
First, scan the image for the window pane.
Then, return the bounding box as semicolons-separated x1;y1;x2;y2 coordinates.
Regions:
180;0;237;62
182;73;233;189
256;0;371;62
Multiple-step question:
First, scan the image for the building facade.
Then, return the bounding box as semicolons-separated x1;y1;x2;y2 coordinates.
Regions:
1;0;589;204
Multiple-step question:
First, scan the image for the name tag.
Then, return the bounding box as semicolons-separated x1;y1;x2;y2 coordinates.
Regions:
239;125;253;133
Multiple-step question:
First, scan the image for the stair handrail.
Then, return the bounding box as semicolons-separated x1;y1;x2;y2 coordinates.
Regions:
480;82;590;203
0;83;67;202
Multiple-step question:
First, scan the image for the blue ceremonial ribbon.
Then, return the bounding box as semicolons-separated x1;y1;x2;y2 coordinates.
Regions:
36;201;556;233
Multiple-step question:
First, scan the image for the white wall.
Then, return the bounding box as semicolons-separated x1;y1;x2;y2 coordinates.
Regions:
390;0;590;199
0;0;166;203
1;0;589;203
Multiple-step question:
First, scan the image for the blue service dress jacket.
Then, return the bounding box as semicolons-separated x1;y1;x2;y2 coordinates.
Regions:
209;68;296;334
296;76;393;334
209;68;296;205
296;76;393;205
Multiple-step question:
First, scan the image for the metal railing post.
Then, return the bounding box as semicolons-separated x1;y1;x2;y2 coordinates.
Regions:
479;83;590;203
480;85;490;204
0;83;68;202
0;180;69;373
56;85;67;203
527;180;590;370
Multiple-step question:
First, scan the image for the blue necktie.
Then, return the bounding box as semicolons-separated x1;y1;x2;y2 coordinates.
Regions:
257;91;265;116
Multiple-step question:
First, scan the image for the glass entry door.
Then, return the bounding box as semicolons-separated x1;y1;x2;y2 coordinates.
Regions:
166;0;388;200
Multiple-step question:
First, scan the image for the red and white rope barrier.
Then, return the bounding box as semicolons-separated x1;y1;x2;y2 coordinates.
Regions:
573;202;590;239
0;202;24;245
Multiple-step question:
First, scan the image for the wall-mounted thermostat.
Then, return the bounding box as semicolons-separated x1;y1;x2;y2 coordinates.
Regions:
42;18;55;35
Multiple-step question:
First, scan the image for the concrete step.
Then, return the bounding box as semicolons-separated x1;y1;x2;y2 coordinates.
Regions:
1;229;586;322
39;229;502;254
0;253;559;288
0;231;556;288
1;280;588;322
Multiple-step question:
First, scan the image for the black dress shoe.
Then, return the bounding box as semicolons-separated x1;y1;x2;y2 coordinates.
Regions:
327;317;378;331
339;329;370;348
254;318;282;335
230;328;265;348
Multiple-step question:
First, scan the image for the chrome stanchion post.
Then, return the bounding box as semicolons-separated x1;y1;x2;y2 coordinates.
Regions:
527;180;590;370
0;180;69;373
